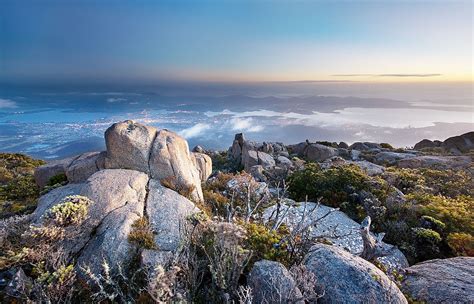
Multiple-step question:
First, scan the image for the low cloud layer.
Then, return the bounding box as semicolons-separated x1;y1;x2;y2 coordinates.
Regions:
0;98;17;109
179;123;211;138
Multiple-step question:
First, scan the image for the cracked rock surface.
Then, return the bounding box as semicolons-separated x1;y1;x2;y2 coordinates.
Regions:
264;202;408;270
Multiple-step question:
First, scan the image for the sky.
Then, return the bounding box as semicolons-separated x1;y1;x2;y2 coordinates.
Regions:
0;0;473;85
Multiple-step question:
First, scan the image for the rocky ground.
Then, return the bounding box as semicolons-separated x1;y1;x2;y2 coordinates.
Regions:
0;120;472;303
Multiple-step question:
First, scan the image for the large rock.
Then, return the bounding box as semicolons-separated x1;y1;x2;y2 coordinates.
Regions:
248;260;302;304
349;142;382;151
305;144;338;162
65;151;106;183
191;152;212;181
242;149;276;171
104;120;157;173
288;142;309;156
257;151;276;168
34;156;76;188
263;202;408;270
401;257;474;304
442;131;474;154
351;160;385;176
374;151;416;165
76;170;149;275
31;169;149;277
146;179;199;251
149;129;203;202
397;155;472;170
304;244;407;304
414;139;441;150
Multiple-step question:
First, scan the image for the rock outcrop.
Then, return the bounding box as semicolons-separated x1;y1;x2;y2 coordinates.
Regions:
414;132;474;154
303;244;407;304
104;120;157;173
149;129;203;202
248;260;302;304
191;152;212;181
30;121;209;280
305;144;338;162
65;151;105;183
401;257;474;304
263;202;408;270
442;131;474;154
349;142;382;151
414;139;442;150
397;155;471;170
34;156;76;188
146;179;199;251
35;120;207;202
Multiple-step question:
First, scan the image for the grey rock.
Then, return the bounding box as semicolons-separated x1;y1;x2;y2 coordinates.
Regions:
248;260;303;304
276;155;293;168
34;156;76;188
192;145;205;153
338;141;349;149
414;139;440;150
4;268;31;298
397;155;472;170
304;244;407;304
442;131;474;154
351;149;361;160
289;142;309;157
191;152;213;181
349;142;382;151
76;169;149;276
149;129;203;202
242;149;258;170
401;257;474;304
305;144;338;162
257;151;276;168
146;179;199;251
351;160;385;176
263;202;408;270
104;120;157;173
141;250;174;270
374;151;416;165
65;151;105;183
249;165;267;182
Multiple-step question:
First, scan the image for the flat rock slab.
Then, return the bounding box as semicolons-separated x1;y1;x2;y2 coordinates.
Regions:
401;257;474;304
264;202;408;270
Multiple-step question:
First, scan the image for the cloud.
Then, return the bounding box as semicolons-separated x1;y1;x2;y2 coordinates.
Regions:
179;123;211;138
107;97;127;103
229;117;264;132
332;74;442;77
0;98;17;109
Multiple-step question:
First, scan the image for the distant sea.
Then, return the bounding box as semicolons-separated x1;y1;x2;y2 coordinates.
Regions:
0;82;472;159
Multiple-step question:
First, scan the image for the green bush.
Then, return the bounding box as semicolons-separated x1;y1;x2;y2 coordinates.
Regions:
243;222;290;266
46;195;92;226
46;173;68;187
0;153;45;218
412;227;442;260
380;143;394;149
288;163;370;206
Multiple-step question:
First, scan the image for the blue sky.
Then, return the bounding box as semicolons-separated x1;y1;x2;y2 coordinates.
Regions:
0;0;472;84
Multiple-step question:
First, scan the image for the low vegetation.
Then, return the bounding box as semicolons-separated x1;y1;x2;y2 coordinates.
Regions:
287;162;474;263
0;153;45;218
